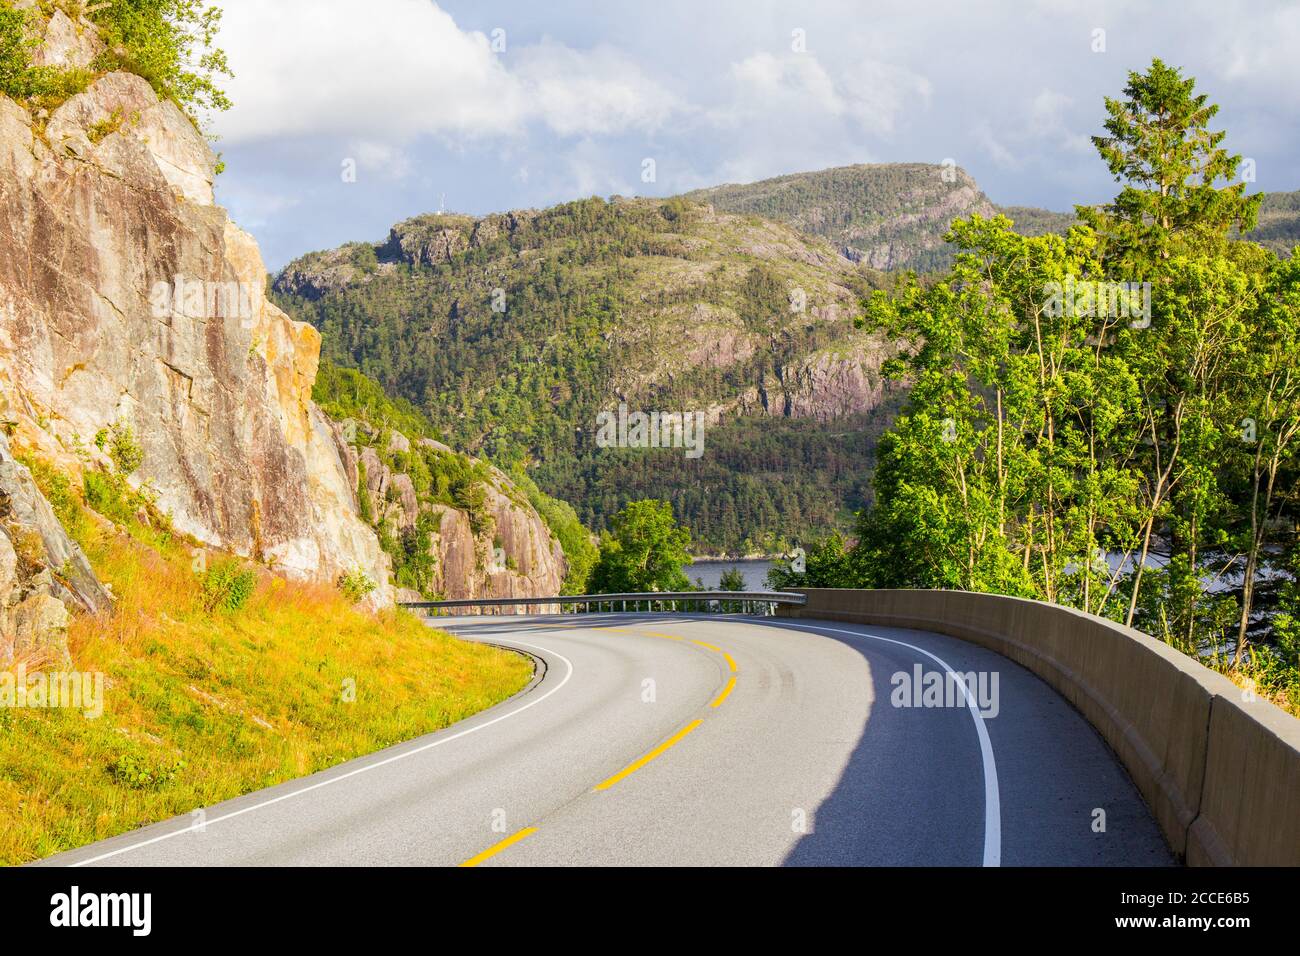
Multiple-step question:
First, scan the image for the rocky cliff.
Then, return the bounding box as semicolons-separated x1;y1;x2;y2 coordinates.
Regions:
0;429;109;667
343;428;566;604
0;10;390;611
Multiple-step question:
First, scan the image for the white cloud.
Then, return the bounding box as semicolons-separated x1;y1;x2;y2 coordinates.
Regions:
213;0;679;144
214;0;519;142
1028;89;1093;154
973;122;1020;170
350;140;412;180
839;60;932;136
719;51;928;137
729;52;842;119
513;39;680;137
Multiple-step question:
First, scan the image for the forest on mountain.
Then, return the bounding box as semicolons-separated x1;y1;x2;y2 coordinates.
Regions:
274;194;897;554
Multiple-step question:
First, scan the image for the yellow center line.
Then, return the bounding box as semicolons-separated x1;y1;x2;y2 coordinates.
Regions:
459;826;538;867
710;675;737;708
602;628;739;706
594;719;703;791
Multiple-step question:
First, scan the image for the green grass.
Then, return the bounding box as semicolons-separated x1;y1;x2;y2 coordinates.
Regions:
0;458;532;865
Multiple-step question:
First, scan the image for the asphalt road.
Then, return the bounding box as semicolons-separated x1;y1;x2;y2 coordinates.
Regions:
43;615;1174;867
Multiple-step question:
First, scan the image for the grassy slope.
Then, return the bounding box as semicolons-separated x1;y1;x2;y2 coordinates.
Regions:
0;460;531;865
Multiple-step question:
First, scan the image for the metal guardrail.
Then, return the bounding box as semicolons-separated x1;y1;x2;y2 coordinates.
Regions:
399;590;808;616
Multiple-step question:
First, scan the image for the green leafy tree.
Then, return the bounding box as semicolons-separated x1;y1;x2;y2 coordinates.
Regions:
717;567;746;591
89;0;233;120
1077;60;1267;634
588;499;693;594
854;59;1295;691
1224;252;1300;663
0;4;32;95
1079;58;1261;270
766;532;857;590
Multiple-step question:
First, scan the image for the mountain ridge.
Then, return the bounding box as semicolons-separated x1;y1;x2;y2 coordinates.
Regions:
271;163;1299;554
272;195;905;553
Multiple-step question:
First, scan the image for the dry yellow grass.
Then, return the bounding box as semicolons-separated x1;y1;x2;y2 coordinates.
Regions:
0;483;531;865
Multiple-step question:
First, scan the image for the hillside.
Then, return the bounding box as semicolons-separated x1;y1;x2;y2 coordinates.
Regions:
1248;189;1300;257
313;362;583;598
682;163;999;273
0;2;571;609
273;198;907;554
3;453;530;864
683;162;1298;267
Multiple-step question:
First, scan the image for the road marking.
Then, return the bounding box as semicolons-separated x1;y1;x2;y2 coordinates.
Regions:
67;637;576;867
769;620;1002;867
459;827;538;867
594;719;702;791
710;675;736;708
641;631;740;699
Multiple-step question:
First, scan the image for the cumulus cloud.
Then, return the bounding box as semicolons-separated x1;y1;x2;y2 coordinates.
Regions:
349;140;413;180
512;39;680;137
719;51;929;137
213;0;679;143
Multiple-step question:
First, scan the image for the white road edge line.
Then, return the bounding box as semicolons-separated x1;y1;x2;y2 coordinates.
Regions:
771;620;1002;868
67;638;574;867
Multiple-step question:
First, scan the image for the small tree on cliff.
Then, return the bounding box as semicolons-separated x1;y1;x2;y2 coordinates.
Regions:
88;0;232;119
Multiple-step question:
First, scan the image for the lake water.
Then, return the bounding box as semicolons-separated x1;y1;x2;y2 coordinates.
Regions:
687;559;776;590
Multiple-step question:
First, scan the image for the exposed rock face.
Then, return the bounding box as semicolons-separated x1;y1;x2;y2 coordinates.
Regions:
381;214;474;267
845;181;995;271
353;431;566;606
0;65;390;600
273;211;548;303
28;7;102;70
427;479;566;605
273;243;393;302
756;348;891;422
0;432;110;667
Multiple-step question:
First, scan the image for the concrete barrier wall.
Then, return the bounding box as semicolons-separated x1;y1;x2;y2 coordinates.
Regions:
777;589;1300;866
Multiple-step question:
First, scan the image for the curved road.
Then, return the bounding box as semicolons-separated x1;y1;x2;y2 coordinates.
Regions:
44;615;1173;867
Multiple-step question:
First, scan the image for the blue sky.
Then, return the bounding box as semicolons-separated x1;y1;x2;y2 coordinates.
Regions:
210;0;1300;269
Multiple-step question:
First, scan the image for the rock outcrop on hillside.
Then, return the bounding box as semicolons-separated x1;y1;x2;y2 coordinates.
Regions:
339;426;566;607
0;16;390;604
0;431;110;667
